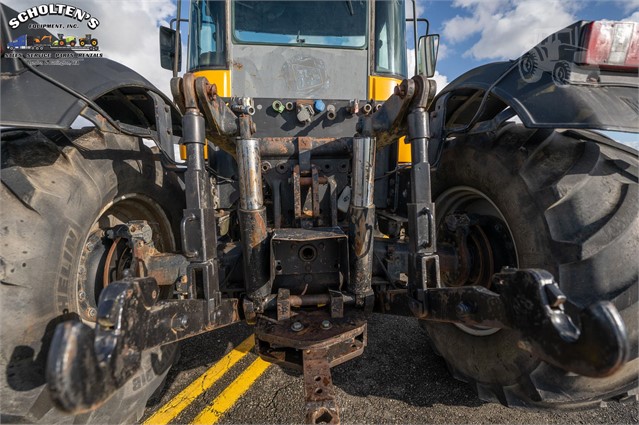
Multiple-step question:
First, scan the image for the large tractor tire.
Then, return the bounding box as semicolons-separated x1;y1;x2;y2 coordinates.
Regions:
423;123;638;408
0;128;184;423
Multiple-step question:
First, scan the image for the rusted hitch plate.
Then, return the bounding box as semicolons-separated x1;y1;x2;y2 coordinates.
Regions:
303;348;340;425
256;310;366;369
256;310;366;424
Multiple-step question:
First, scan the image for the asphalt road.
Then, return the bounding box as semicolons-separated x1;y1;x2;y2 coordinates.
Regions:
141;314;638;424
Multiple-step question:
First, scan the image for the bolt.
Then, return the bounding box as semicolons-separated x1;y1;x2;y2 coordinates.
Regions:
151;290;158;299
291;321;304;332
321;320;332;330
88;308;97;318
78;290;86;301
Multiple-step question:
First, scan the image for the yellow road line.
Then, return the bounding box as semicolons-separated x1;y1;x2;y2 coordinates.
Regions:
144;335;255;425
191;358;271;425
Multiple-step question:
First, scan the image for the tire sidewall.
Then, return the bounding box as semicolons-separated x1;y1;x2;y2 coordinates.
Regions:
0;129;182;422
425;130;551;386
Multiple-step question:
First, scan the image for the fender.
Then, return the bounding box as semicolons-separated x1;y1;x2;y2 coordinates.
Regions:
0;57;181;132
432;22;638;135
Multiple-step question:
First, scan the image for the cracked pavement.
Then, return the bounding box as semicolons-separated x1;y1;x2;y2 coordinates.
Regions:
140;314;638;424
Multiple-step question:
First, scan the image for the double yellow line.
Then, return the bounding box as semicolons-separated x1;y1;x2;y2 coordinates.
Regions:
144;335;270;425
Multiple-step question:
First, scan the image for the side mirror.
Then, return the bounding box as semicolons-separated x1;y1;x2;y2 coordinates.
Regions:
418;34;439;77
159;26;181;72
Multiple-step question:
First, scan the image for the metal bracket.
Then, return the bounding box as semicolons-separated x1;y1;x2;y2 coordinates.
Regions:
106;221;189;288
303;348;340;424
421;268;629;378
47;277;240;413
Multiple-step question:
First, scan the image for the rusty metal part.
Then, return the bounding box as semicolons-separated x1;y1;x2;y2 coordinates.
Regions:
102;236;122;286
255;310;366;369
437;211;517;292
303;348;340;424
270;228;349;295
277;288;292;321
299;175;329;185
273;288;354;321
293;164;312;228
272;179;283;229
106;222;188;287
358;76;437;150
47;277;240;413
347;135;376;307
260;137;351;157
192;76;239;157
328;177;338;227
311;166;321;223
421;268;629;378
239;207;270;302
348;206;375;308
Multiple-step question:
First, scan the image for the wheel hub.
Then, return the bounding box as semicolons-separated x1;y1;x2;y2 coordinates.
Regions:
435;187;518;336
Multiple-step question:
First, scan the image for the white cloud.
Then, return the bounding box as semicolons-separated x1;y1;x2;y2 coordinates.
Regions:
443;0;579;60
624;11;639;22
4;0;178;96
431;71;449;93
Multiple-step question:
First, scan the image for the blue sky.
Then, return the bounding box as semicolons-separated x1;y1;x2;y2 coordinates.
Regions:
419;0;638;83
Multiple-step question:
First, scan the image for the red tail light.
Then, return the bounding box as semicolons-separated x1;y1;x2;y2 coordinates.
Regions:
582;21;639;70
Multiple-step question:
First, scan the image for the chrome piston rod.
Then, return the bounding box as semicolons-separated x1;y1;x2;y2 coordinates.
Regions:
348;136;376;307
236;136;270;302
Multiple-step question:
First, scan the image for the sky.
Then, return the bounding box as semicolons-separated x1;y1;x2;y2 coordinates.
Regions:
3;0;638;142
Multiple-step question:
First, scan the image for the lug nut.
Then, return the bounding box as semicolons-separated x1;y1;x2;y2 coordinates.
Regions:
291;321;304;332
321;320;332;330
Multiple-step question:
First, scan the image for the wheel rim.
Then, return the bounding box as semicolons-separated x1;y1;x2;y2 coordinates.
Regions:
435;186;518;336
76;194;175;321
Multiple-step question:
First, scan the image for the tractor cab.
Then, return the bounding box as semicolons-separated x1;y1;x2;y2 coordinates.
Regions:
162;0;436;102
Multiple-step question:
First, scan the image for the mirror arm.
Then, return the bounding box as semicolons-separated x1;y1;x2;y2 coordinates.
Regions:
412;0;418;76
173;0;182;78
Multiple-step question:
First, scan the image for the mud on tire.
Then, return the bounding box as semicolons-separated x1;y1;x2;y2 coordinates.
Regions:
423;124;638;408
0;128;184;423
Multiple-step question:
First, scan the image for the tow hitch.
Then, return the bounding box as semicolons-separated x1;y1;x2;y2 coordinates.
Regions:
413;268;629;378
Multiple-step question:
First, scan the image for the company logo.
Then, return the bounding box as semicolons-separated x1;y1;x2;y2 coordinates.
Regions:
9;3;100;30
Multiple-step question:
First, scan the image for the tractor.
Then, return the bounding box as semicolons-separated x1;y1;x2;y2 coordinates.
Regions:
52;33;76;47
1;1;638;424
78;33;98;47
